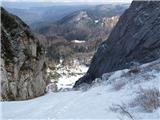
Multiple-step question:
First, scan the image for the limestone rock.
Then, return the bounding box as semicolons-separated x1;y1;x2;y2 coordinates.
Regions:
1;7;47;101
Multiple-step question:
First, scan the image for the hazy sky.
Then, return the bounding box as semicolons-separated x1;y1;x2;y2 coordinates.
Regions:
1;0;132;3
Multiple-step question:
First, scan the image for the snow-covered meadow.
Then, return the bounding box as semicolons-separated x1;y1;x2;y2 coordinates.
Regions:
1;60;160;120
47;61;88;90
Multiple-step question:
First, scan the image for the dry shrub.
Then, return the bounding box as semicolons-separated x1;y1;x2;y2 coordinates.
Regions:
109;103;135;120
133;87;160;112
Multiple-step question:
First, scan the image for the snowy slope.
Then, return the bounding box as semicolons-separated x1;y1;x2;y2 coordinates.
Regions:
1;60;160;120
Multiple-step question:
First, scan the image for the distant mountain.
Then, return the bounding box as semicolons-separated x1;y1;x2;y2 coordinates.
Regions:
86;4;129;19
74;1;160;88
3;4;93;25
35;4;129;41
33;4;128;70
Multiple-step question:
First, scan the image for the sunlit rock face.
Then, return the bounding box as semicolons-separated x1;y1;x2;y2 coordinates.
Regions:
101;16;119;29
74;1;160;88
1;7;47;101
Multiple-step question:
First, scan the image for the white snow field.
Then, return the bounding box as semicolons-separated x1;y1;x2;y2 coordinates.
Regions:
1;60;160;120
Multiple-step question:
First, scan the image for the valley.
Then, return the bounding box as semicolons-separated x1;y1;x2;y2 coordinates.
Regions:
29;3;128;90
1;1;160;120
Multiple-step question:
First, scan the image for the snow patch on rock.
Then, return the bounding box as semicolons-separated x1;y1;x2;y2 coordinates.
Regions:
71;40;86;43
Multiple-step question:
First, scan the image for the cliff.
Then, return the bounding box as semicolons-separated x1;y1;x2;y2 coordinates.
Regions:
1;7;47;100
74;1;160;87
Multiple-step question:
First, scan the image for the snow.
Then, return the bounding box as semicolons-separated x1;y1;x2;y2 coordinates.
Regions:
47;62;88;90
108;69;129;80
95;20;99;23
1;60;160;120
57;64;88;89
71;40;86;43
141;59;160;68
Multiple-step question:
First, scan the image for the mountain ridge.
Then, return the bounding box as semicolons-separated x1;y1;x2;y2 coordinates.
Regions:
35;4;126;41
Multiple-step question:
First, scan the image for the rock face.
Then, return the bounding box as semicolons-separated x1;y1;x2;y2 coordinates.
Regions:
101;16;119;29
1;7;47;100
74;1;160;88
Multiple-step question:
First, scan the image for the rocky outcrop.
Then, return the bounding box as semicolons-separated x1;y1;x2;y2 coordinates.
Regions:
1;7;47;101
101;16;119;29
74;1;160;88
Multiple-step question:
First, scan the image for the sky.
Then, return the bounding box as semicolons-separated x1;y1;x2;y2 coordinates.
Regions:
1;0;132;3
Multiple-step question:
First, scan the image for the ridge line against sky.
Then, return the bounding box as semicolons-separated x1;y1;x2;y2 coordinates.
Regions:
1;0;132;3
2;0;160;3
